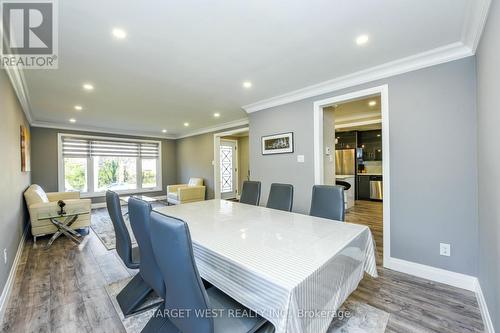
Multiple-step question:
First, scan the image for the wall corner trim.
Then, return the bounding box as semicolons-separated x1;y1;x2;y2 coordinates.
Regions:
475;280;496;333
0;224;29;326
462;0;492;53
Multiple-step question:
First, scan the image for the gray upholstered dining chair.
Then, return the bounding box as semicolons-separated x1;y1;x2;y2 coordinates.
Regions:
239;180;261;206
106;191;152;316
266;183;294;212
128;197;165;303
145;211;268;333
309;185;345;221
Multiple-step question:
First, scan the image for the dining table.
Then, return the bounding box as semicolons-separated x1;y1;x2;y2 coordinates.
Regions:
153;199;378;333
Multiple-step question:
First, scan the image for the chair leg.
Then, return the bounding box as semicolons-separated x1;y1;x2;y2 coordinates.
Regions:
117;273;154;316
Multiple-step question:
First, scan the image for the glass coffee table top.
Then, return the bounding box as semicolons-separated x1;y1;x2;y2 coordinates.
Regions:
38;208;90;220
120;194;162;203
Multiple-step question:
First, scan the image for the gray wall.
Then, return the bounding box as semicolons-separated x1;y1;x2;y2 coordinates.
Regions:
250;57;478;276
476;0;500;329
176;126;248;200
0;70;31;296
30;127;177;203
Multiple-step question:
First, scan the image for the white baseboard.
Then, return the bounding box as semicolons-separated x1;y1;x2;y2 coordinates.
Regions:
385;256;497;331
475;280;496;333
384;256;477;291
0;225;29;325
91;195;167;209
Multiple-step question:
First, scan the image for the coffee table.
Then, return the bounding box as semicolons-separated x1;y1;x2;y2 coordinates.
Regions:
38;208;90;247
120;194;163;204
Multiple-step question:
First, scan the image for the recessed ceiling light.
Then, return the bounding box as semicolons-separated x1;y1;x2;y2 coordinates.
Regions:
213;112;220;118
162;129;167;133
356;34;369;46
184;122;189;127
112;28;127;39
74;105;83;111
368;100;377;107
69;118;76;123
82;83;94;91
242;81;252;89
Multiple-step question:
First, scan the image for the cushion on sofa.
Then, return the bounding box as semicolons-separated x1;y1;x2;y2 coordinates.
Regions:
24;184;49;206
188;178;203;187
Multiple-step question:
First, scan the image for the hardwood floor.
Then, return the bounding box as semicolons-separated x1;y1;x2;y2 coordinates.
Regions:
345;200;383;266
1;202;484;333
346;200;484;333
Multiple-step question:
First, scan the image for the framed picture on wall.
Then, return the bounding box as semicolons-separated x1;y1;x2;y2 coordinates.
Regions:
20;125;31;172
261;132;294;155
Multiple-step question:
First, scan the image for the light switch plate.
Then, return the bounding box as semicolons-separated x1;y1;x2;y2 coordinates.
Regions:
297;155;305;163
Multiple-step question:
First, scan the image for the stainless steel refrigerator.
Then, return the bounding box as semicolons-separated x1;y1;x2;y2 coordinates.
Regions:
335;149;356;175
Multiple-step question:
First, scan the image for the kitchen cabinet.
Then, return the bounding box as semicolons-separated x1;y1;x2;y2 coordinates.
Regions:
357;130;382;161
357;175;371;200
335;131;356;149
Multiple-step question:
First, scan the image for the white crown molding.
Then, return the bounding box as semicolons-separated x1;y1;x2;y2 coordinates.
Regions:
462;0;492;53
475;280;496;333
31;118;249;140
4;66;33;123
243;42;473;113
31;121;177;140
175;118;249;139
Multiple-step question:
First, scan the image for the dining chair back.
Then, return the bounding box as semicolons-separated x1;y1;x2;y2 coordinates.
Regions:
309;185;345;221
239;181;261;205
266;183;294;212
150;212;213;332
106;190;138;269
128;197;166;298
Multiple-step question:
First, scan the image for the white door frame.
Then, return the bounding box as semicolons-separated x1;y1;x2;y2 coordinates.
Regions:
313;84;391;266
213;127;249;199
219;139;239;199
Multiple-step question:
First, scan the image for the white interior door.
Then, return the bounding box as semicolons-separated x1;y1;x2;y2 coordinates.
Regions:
220;140;237;199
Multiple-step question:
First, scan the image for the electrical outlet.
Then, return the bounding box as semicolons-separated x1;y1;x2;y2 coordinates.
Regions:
439;243;451;257
3;249;7;264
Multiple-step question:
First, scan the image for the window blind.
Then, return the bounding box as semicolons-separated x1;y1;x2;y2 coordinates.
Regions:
62;136;159;158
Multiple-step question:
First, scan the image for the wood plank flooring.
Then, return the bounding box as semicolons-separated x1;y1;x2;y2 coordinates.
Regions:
1;201;484;332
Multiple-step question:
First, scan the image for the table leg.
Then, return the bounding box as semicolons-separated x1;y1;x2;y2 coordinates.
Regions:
46;215;82;248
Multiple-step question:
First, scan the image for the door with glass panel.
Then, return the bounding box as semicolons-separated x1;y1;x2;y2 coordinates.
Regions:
220;140;237;199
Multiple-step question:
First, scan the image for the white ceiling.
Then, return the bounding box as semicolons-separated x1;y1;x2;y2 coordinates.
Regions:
19;0;482;138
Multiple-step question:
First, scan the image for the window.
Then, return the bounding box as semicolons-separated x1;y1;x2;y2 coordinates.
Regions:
58;134;162;196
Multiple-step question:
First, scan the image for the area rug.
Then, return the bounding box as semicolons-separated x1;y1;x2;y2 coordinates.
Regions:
328;299;389;332
91;202;165;250
105;277;164;333
107;278;389;333
91;207;137;250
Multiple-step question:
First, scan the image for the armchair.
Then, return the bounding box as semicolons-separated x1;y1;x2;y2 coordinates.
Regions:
24;184;91;242
166;178;206;205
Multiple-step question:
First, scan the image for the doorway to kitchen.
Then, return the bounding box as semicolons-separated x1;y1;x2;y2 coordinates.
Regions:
213;128;250;200
313;85;390;267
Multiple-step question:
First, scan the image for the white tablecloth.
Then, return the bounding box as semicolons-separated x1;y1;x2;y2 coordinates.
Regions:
154;199;378;333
